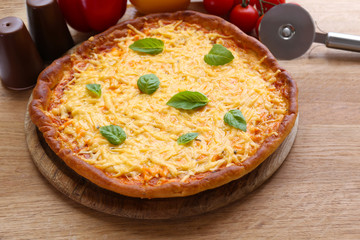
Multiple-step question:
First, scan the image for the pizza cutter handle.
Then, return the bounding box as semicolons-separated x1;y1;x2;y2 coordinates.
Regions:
325;32;360;52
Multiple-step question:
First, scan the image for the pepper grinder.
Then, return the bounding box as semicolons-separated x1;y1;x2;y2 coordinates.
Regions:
27;0;74;62
0;17;44;90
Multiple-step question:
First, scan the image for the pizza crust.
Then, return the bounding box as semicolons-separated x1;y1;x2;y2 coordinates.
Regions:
29;10;298;198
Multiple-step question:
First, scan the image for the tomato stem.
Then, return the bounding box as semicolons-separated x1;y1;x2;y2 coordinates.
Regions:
258;0;283;16
261;0;278;6
241;0;249;8
258;0;265;16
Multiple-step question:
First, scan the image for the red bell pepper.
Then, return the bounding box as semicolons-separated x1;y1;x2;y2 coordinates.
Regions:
57;0;127;32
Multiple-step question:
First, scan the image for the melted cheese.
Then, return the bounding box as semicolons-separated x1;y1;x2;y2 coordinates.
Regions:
48;21;288;182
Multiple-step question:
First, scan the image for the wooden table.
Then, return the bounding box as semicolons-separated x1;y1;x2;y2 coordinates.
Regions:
1;1;360;239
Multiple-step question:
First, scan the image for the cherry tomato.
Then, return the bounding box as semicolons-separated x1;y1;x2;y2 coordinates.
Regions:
249;0;258;6
255;15;263;37
230;4;259;34
203;0;235;16
256;0;286;14
130;0;190;14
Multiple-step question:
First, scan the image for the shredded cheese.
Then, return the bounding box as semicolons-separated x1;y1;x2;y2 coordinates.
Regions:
47;21;288;182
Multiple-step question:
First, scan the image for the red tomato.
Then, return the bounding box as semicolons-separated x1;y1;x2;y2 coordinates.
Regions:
255;15;263;37
203;0;235;16
57;0;127;32
229;4;259;34
249;0;257;6
256;0;285;14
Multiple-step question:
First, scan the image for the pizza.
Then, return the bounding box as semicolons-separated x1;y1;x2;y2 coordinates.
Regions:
29;10;298;199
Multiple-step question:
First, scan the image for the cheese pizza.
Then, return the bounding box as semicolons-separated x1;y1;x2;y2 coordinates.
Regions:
29;11;297;198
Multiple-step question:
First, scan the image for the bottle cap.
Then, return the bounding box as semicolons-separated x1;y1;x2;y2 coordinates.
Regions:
0;16;44;90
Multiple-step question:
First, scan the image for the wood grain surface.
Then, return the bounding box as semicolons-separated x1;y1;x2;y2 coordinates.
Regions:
24;100;298;219
1;1;360;239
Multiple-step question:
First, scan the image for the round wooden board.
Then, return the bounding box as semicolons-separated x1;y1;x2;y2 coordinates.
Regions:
25;104;298;219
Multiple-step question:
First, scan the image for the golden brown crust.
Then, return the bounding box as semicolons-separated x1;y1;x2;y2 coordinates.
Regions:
29;10;298;199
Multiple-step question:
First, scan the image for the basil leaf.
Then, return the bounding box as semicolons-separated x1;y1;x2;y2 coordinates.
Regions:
204;44;234;66
224;109;247;131
166;91;209;110
177;132;199;145
129;38;164;55
86;84;101;98
99;125;126;145
137;74;160;94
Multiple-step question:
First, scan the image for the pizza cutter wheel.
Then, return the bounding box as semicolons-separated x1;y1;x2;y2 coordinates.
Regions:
259;4;360;60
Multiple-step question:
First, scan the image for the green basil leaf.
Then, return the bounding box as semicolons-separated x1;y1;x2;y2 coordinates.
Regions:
99;125;126;145
177;132;199;145
129;38;164;55
137;74;160;94
224;109;247;131
204;44;234;66
166;91;209;110
86;84;101;98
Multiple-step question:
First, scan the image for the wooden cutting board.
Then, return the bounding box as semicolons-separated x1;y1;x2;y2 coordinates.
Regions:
25;99;298;219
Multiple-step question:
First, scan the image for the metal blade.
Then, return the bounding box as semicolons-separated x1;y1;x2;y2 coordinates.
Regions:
259;4;316;60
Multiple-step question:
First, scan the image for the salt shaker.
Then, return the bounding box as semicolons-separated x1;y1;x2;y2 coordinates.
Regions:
27;0;74;62
0;17;44;90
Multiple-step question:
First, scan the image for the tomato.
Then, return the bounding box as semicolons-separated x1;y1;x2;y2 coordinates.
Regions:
229;4;259;34
255;15;263;37
255;0;286;14
130;0;190;14
203;0;235;16
57;0;127;32
249;0;258;6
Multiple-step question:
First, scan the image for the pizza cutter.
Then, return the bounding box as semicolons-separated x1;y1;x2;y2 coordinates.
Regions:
258;3;360;60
